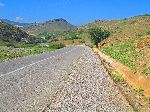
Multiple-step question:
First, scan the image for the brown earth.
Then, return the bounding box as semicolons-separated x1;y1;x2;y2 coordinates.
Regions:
93;48;150;111
93;48;150;97
136;35;150;76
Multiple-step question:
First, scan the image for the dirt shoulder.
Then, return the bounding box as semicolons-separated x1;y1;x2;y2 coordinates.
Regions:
93;48;150;111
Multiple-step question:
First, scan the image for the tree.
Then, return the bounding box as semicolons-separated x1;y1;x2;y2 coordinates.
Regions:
88;27;110;48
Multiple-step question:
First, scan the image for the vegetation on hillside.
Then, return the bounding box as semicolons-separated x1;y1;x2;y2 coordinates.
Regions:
0;20;66;62
2;15;150;111
79;15;150;77
64;31;81;40
101;35;150;77
0;21;45;44
0;43;65;62
88;27;110;48
83;16;150;46
1;15;150;75
22;18;76;34
101;38;139;71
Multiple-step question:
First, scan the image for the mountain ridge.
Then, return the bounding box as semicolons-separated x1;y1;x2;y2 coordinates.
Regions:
0;21;44;44
0;19;30;26
22;18;76;34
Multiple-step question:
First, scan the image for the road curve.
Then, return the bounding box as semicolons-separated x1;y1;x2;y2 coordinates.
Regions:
0;46;133;112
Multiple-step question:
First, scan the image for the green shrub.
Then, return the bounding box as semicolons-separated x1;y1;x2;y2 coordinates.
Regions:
142;67;150;77
110;71;124;83
136;31;150;37
145;98;150;104
20;43;37;48
86;44;94;48
79;39;85;43
5;42;20;48
64;32;80;40
88;27;110;48
49;44;65;49
0;43;66;62
134;87;144;96
51;38;59;42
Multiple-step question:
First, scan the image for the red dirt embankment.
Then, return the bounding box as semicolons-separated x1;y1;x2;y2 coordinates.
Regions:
93;48;150;97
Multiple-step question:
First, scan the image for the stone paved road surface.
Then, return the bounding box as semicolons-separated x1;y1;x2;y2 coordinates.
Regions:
0;46;133;112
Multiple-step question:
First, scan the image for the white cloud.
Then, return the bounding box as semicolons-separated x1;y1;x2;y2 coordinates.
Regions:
0;2;5;7
16;17;24;22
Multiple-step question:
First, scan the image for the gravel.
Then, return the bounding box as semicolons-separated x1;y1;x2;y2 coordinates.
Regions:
43;47;133;112
0;46;133;112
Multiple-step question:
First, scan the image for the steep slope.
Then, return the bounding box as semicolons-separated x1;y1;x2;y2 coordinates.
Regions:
83;15;150;47
22;18;76;34
83;15;150;77
0;20;41;43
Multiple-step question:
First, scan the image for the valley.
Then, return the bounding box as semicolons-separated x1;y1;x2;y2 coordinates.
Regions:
0;14;150;111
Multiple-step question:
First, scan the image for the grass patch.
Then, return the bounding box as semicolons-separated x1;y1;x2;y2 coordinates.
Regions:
134;87;144;96
110;71;124;83
64;32;81;40
0;44;65;62
145;98;150;104
49;43;66;49
142;67;150;77
136;31;150;37
101;38;139;71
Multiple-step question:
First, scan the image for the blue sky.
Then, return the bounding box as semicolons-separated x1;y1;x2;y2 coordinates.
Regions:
0;0;150;25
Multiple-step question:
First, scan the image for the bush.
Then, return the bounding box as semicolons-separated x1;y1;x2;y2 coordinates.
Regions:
136;31;150;37
86;44;94;48
20;43;37;48
110;71;124;83
51;38;59;42
145;98;150;104
64;32;80;40
49;44;66;49
88;27;110;48
134;87;144;96
79;39;85;44
142;67;150;77
6;42;20;48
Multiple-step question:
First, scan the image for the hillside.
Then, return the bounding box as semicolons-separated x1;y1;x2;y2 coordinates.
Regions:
83;15;150;77
0;19;29;26
84;15;150;47
22;18;76;34
0;20;66;62
0;20;43;44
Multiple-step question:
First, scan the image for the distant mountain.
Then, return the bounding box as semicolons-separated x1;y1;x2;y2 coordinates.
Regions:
22;18;76;34
0;19;30;26
0;21;43;43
